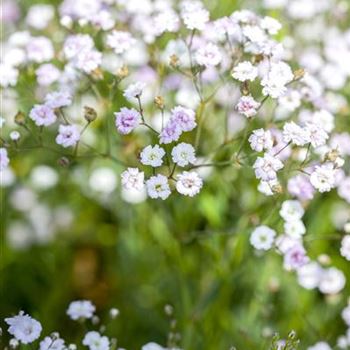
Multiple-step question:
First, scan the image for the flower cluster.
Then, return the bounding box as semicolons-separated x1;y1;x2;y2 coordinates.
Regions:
3;300;180;350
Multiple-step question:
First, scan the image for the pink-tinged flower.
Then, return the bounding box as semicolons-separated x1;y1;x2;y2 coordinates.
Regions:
0;147;10;170
236;95;260;118
283;243;309;271
146;174;171;200
63;34;94;60
29;104;57;126
305;122;329;148
253;153;284;181
176;171;203;197
282;121;310;146
106;30;135;54
56;124;80;148
248;128;273;152
287;175;315;201
181;1;209;31
310;163;336;193
121;168;144;191
170;106;196;132
114;107;141;134
159;120;182;144
195;43;222;67
74;49;102;73
232;61;258;82
35;64;60;86
26;36;54;63
44;91;72;109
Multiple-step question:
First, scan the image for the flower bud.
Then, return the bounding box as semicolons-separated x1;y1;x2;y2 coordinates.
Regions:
116;65;129;80
293;68;305;81
91;68;104;80
14;111;26;126
109;308;120;319
10;131;21;141
169;54;179;68
9;338;19;349
325;149;340;162
58;157;70;167
154;96;165;109
84;106;97;123
164;304;173;316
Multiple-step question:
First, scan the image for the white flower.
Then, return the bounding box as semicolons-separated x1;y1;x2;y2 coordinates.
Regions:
106;30;135;54
36;64;60;86
284;220;306;238
297;262;323;290
5;311;42;344
260;16;282;35
89;167;117;193
171;143;196;167
154;10;180;35
140;145;166;167
142;343;166;350
29;104;57;127
236;95;260;118
146;174;171;200
342;304;350;327
63;35;94;60
282;122;310;146
0;147;10;171
312;110;334;133
26;5;54;30
318;267;346;294
242;25;266;43
45;91;72;109
305;122;329;148
310;163;336;193
307;342;332;350
338;177;350;204
248;129;273;152
67;300;95;320
83;331;110;350
40;336;66;350
10;131;20;141
74;49;102;73
0;63;19;87
340;235;350;261
26;36;54;63
181;2;209;31
279;200;304;222
176;171;203;197
261;61;293;98
250;225;276;250
56;124;80;148
253;153;284;181
195;43;222;67
275;234;301;254
121;168;144;191
123;81;146;100
232;61;258;82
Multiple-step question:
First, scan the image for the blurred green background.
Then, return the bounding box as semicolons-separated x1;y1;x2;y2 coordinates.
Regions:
1;0;350;349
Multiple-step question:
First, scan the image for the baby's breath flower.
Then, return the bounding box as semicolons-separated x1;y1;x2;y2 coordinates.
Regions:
146;174;171;200
140;145;166;167
176;171;203;197
171;143;196;167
